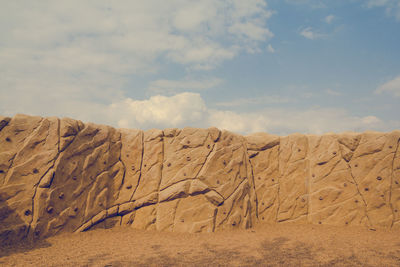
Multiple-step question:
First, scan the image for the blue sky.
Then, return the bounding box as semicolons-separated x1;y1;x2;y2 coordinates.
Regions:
1;0;399;134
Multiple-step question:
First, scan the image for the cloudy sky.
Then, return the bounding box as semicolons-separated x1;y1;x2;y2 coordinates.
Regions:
1;0;399;135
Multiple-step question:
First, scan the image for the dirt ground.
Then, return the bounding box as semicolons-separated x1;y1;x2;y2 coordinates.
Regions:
1;223;400;267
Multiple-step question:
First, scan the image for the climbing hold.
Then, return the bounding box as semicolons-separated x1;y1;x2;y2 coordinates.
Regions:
47;206;53;214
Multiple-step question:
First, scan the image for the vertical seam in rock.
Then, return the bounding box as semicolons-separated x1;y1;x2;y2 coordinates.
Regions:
157;131;165;203
346;159;372;228
171;198;181;232
306;136;312;223
117;131;126;196
389;138;400;228
247;155;258;219
275;138;281;223
2;153;16;186
129;130;144;201
212;208;218;232
27;118;61;238
194;133;216;179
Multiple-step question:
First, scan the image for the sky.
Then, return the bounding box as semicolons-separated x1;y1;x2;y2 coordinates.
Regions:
1;0;400;135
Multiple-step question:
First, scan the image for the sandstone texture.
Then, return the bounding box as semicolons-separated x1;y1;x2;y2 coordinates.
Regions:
0;114;399;244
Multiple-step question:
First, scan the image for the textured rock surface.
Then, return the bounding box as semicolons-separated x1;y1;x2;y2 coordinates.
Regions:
0;114;399;244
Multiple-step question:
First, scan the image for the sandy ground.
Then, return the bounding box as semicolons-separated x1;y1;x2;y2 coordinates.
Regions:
1;224;400;267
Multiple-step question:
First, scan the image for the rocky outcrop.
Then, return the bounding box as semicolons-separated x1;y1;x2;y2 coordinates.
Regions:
0;114;399;244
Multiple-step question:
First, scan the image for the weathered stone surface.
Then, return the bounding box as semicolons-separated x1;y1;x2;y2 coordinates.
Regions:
0;114;399;245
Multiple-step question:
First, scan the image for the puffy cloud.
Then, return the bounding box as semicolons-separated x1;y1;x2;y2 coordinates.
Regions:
0;1;274;120
267;44;275;53
104;93;395;135
325;15;335;24
375;75;400;97
299;27;322;40
108;93;208;129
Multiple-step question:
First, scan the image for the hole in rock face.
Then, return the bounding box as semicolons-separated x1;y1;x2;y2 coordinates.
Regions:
312;174;315;178
126;185;132;189
333;151;337;155
167;163;171;167
355;199;359;203
5;137;11;142
298;148;301;152
103;161;106;165
223;160;226;166
58;193;64;199
207;144;211;149
258;177;261;180
24;209;31;216
74;207;78;212
47;206;53;213
216;180;220;185
0;170;4;174
389;146;393;149
396;181;399;185
187;140;190;144
343;183;347;187
395;210;398;213
181;219;184;223
271;178;275;182
33;168;39;174
318;221;322;224
345;222;348;225
301;198;305;202
72;176;77;180
364;188;369;191
186;156;191;161
183;173;186;176
131;165;135;171
377;176;383;181
262;217;265;220
232;221;237;226
319;197;323;201
355;164;358;168
144;164;147;168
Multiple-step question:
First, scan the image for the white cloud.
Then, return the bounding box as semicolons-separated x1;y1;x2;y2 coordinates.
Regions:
267;44;275;53
105;93;395;135
375;76;400;97
108;93;208;129
300;27;323;40
0;1;274;119
149;77;223;94
325;88;342;96
325;15;335;24
366;0;400;21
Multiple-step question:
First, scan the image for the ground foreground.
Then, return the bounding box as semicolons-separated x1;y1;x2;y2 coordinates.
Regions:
1;224;399;267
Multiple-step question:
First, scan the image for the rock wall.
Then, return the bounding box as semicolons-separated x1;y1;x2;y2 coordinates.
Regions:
0;114;399;244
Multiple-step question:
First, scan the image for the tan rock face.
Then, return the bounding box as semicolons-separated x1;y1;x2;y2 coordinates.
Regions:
0;114;399;244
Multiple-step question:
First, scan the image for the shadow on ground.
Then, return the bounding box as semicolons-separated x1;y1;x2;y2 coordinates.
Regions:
98;237;383;267
0;201;51;258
